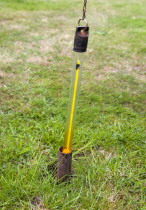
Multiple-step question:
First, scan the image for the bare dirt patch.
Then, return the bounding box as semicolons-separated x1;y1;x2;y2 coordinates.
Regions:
9;24;28;31
91;59;146;82
0;70;15;87
0;54;14;64
39;39;55;53
26;56;50;65
0;70;15;78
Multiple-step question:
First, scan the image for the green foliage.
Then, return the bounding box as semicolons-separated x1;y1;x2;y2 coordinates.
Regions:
0;0;76;11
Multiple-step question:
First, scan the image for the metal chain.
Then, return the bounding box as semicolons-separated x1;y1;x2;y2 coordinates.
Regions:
82;0;87;20
78;0;88;26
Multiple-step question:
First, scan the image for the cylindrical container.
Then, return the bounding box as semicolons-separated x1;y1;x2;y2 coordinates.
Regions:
57;25;89;182
73;26;89;53
57;147;72;182
62;52;83;154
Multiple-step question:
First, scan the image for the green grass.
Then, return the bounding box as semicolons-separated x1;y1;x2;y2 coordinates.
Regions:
0;0;76;11
0;0;146;209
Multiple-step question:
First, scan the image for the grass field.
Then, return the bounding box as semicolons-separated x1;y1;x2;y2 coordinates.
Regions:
0;0;146;209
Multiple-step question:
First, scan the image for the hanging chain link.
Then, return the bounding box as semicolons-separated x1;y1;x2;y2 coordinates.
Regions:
78;0;88;26
82;0;87;20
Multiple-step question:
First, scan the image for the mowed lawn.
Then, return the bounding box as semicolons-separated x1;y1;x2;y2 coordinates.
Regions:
0;0;145;209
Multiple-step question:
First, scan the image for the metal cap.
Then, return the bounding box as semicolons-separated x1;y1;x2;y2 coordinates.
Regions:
73;26;89;53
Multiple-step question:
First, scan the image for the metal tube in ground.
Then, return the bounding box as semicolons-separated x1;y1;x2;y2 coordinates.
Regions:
57;26;89;182
57;147;72;182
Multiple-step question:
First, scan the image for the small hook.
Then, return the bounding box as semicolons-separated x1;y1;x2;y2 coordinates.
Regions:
78;18;88;27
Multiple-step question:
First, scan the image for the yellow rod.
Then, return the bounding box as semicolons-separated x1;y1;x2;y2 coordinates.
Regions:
62;60;80;153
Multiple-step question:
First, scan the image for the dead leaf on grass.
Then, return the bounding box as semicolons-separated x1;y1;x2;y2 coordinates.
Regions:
26;56;50;65
31;196;47;210
99;149;116;160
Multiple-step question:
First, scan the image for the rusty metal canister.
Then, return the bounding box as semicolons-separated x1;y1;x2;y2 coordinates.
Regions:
73;26;89;53
57;147;72;182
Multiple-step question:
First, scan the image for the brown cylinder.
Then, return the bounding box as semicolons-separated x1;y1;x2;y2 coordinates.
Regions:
73;26;89;53
57;147;72;182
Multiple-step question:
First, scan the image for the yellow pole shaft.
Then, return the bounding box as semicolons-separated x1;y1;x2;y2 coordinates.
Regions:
62;60;80;153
